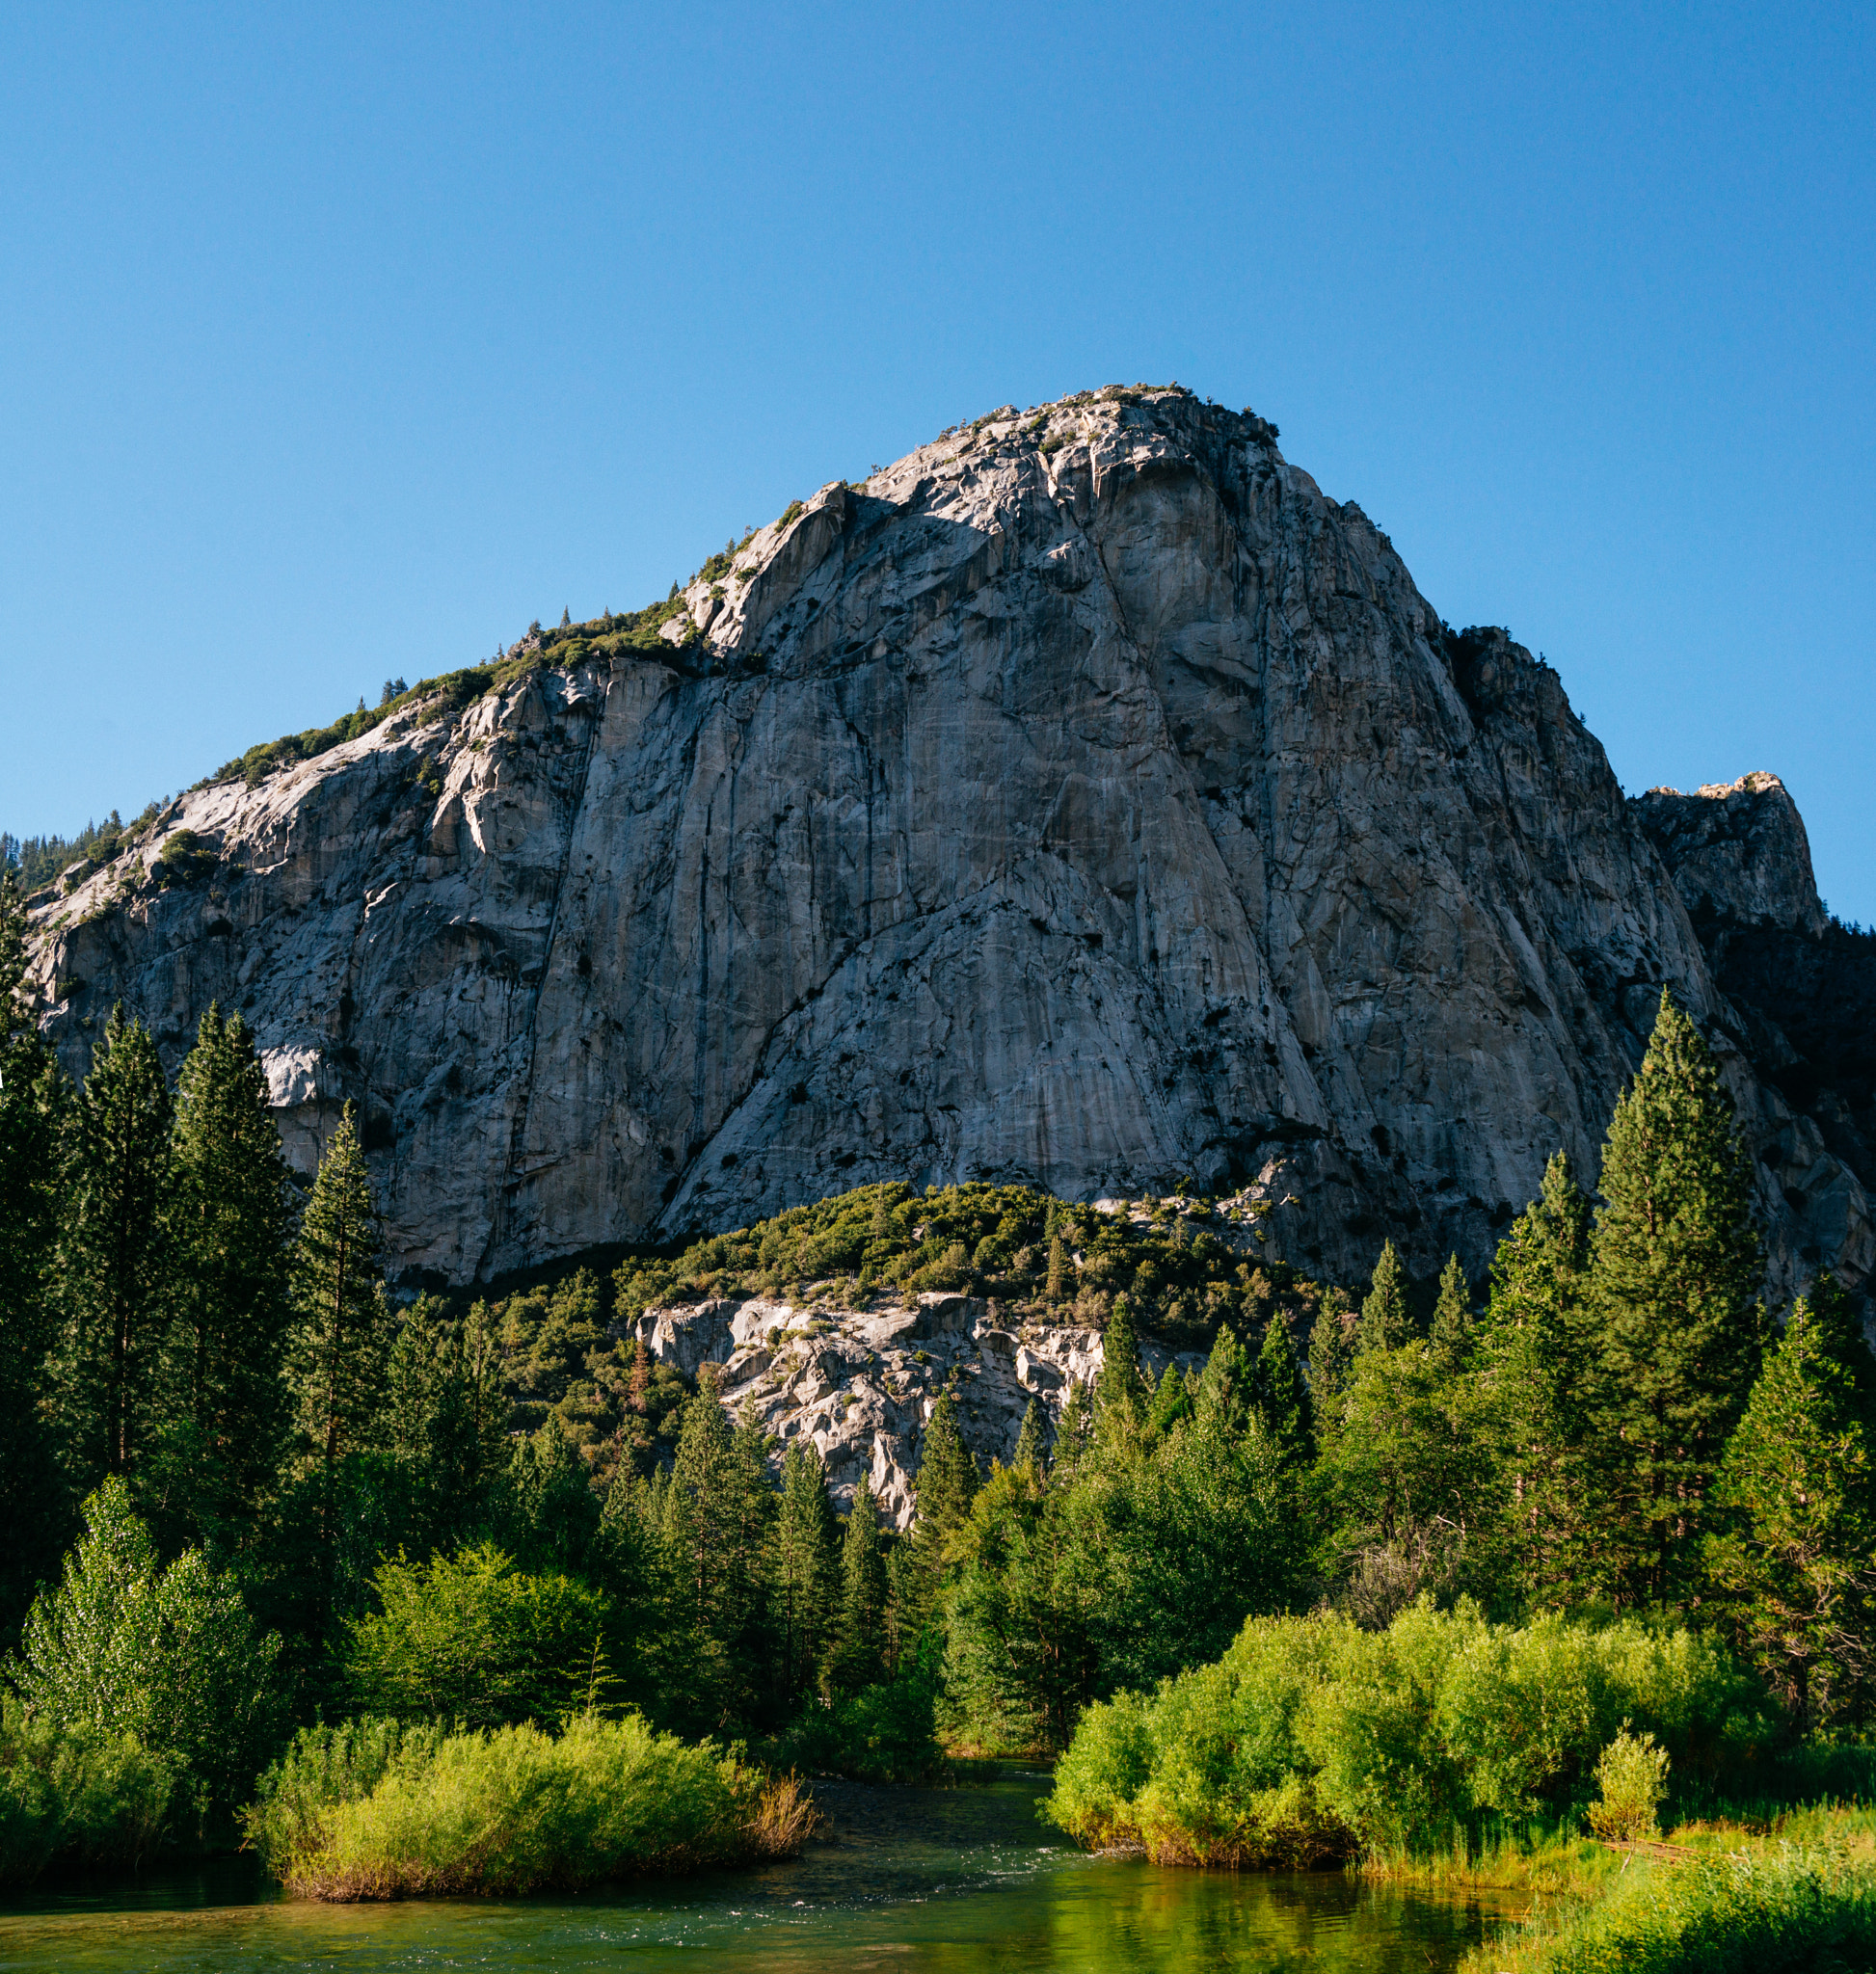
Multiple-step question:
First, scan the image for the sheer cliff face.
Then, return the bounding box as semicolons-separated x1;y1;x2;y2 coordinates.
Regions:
25;388;1869;1295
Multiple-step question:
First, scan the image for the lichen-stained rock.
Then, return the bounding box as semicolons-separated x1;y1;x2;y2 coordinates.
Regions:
628;1289;1189;1525
22;386;1868;1299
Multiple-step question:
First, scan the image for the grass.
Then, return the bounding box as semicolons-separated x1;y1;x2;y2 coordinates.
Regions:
245;1713;817;1899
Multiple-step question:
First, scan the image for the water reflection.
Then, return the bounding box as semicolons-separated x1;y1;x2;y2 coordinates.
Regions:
0;1776;1518;1972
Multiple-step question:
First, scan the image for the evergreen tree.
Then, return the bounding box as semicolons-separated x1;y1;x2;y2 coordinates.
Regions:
287;1105;391;1563
0;871;69;1635
1011;1398;1047;1473
825;1478;889;1696
1095;1296;1146;1438
1046;1235;1069;1303
1476;1149;1597;1604
1251;1310;1312;1468
1704;1276;1876;1729
1359;1240;1410;1354
900;1384;978;1649
152;1004;294;1550
1430;1254;1472;1368
1195;1320;1251;1436
774;1443;837;1709
59;1005;174;1491
1145;1360;1194;1440
385;1293;508;1553
1590;991;1763;1605
1306;1292;1353;1426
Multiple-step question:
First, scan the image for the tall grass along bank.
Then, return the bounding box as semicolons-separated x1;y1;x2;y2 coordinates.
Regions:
244;1713;816;1898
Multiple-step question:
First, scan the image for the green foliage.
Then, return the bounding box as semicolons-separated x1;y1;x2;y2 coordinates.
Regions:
1590;990;1764;1604
151;1004;294;1551
340;1542;619;1728
773;1444;838;1709
826;1479;890;1697
0;1694;175;1884
247;1711;809;1897
1704;1275;1876;1729
0;872;68;1639
5;1479;281;1816
1586;1723;1669;1841
771;1663;943;1782
58;1004;173;1490
1045;1598;1762;1864
1481;1846;1876;1974
1359;1240;1411;1353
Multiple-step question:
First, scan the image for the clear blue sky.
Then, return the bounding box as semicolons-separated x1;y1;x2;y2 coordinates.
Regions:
5;3;1871;920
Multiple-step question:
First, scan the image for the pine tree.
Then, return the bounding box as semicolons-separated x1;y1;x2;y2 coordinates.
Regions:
1195;1320;1251;1435
384;1293;507;1552
1251;1310;1312;1468
1095;1296;1146;1438
1590;990;1763;1605
153;1004;294;1549
1476;1149;1598;1603
824;1478;889;1696
59;1005;174;1491
287;1104;390;1558
1431;1254;1472;1368
1046;1235;1069;1304
1012;1398;1047;1473
893;1389;978;1658
1306;1291;1353;1427
1704;1276;1876;1728
774;1444;837;1708
1145;1360;1194;1439
0;871;69;1635
1359;1240;1410;1354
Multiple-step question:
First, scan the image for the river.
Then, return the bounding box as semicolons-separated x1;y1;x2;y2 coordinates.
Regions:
0;1775;1523;1972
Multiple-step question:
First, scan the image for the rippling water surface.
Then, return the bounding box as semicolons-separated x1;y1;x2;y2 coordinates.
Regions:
0;1775;1521;1971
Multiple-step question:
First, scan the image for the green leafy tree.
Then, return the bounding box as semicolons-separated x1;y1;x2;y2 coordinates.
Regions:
1589;991;1763;1605
825;1479;889;1697
340;1542;618;1728
0;872;69;1636
59;1006;173;1491
1359;1240;1410;1354
6;1478;281;1814
1704;1276;1876;1729
151;1005;294;1551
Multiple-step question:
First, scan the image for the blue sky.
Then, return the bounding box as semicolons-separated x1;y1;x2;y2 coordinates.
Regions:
4;3;1871;919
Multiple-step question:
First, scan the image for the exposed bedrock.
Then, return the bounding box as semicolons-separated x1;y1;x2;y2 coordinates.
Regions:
26;388;1868;1300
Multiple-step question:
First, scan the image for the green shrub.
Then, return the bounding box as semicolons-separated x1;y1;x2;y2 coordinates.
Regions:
247;1713;814;1898
769;1675;943;1783
1045;1599;1764;1865
5;1479;282;1818
340;1542;621;1729
1480;1848;1876;1974
241;1717;447;1881
0;1696;175;1885
1587;1724;1670;1842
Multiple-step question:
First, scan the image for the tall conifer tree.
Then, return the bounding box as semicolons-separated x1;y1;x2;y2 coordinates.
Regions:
287;1104;390;1557
1252;1311;1312;1468
0;872;69;1633
1589;990;1762;1605
1359;1240;1410;1354
1012;1398;1047;1473
1430;1255;1472;1368
1095;1296;1146;1438
774;1443;837;1709
155;1004;294;1549
825;1478;889;1696
1704;1275;1876;1728
60;1005;173;1491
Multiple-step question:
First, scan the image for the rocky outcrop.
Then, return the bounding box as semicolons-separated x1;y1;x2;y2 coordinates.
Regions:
1636;775;1875;1289
23;386;1869;1299
628;1287;1192;1523
1633;773;1828;938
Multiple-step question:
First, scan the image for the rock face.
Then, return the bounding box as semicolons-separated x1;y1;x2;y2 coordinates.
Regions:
627;1289;1164;1524
24;386;1869;1300
1636;775;1876;1290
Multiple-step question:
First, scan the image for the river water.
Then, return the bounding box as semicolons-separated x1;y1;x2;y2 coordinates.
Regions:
0;1776;1522;1972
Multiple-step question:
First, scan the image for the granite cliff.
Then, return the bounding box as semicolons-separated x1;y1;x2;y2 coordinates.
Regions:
23;386;1869;1302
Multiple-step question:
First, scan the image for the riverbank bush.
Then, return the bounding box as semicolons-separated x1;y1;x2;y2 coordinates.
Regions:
0;1697;175;1883
768;1673;945;1782
1044;1598;1766;1864
1471;1843;1876;1973
245;1712;816;1898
